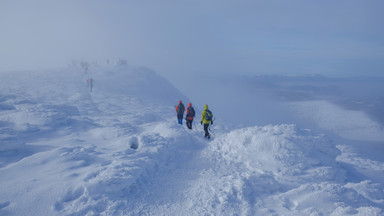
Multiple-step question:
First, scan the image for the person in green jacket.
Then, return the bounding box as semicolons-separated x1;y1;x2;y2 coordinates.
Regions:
200;104;213;139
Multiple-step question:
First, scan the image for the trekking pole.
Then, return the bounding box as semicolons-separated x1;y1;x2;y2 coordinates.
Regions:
208;117;216;135
208;125;214;136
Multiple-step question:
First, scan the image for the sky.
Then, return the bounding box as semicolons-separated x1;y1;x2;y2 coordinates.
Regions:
1;0;384;78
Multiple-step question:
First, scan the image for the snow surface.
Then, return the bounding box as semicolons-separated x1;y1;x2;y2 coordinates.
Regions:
1;64;383;215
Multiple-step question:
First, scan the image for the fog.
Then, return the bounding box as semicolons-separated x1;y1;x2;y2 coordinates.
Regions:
176;73;384;143
1;0;384;78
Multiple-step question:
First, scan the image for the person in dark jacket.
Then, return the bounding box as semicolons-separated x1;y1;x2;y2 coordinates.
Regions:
185;103;195;129
175;100;185;125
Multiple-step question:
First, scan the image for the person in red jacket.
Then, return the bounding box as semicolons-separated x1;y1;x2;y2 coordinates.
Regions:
185;103;196;129
175;100;185;125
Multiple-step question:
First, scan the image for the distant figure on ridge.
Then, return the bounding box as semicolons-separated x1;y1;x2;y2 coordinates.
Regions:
200;104;213;139
86;78;93;93
185;103;196;129
176;100;185;125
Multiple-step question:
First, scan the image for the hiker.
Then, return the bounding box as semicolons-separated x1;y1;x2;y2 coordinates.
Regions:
185;103;196;129
176;100;185;125
200;104;213;139
86;78;93;92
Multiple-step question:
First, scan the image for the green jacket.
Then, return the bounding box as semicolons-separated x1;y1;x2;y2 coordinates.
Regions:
201;104;212;124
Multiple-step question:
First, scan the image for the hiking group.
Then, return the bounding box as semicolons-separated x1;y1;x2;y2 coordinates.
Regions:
176;100;214;139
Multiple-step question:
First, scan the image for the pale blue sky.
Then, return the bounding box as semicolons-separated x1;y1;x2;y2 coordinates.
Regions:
1;0;383;77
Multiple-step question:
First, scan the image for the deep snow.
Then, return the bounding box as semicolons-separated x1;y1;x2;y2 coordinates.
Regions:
0;64;383;215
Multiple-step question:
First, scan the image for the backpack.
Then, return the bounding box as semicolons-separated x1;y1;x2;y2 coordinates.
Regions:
187;107;195;117
205;110;213;121
187;107;195;120
177;103;184;114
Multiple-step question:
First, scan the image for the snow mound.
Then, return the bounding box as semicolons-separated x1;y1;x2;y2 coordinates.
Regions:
211;124;343;183
185;124;383;215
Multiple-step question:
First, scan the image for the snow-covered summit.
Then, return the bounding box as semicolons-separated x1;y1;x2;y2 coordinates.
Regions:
0;65;383;215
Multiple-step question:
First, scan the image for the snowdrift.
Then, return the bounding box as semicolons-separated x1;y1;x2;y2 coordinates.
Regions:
200;125;383;215
0;65;383;215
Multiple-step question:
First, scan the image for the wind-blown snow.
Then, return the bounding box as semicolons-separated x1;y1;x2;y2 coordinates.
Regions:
0;64;383;215
290;100;384;142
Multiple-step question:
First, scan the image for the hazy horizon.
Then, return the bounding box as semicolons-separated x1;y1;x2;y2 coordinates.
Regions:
1;0;384;78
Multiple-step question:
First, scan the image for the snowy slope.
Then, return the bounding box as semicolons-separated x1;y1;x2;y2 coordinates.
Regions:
1;65;383;216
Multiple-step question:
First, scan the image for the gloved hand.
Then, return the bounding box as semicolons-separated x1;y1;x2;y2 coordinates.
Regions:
200;121;203;125
211;121;213;125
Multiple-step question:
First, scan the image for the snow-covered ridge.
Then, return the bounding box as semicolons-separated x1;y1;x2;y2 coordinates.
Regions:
89;65;187;106
1;65;383;215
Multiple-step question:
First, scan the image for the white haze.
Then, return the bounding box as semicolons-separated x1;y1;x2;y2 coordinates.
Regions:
173;73;384;172
1;0;384;78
